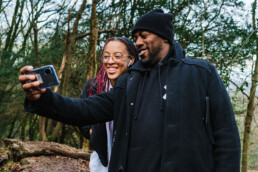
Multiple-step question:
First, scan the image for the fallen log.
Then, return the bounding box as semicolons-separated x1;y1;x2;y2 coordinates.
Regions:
0;138;91;172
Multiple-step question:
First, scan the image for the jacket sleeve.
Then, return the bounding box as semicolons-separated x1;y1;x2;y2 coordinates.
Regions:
207;66;241;172
24;88;114;127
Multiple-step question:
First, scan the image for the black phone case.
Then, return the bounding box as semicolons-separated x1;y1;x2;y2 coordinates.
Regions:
25;65;59;89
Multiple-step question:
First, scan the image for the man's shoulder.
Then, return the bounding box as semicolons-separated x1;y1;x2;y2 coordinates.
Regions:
181;57;215;73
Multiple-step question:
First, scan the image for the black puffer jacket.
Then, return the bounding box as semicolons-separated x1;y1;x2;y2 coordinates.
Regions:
25;43;240;172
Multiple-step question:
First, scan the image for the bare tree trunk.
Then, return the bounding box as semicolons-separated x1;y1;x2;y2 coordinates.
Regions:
86;0;99;81
49;33;70;141
93;18;99;77
50;8;73;142
94;36;98;77
7;115;18;138
79;0;99;151
30;0;40;67
129;0;137;31
32;19;40;66
0;32;2;49
8;0;24;54
19;0;44;57
28;114;38;141
51;122;62;141
0;0;20;100
29;0;46;141
51;0;87;141
3;0;19;55
0;0;25;106
46;118;54;136
20;116;28;139
62;0;87;95
19;22;33;56
39;117;47;141
200;0;207;59
241;0;257;171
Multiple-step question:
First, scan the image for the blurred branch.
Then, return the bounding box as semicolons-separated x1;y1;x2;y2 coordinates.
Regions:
76;29;118;40
230;28;258;66
229;79;250;99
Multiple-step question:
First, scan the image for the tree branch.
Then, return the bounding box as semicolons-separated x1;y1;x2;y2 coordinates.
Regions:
229;79;250;99
76;29;118;40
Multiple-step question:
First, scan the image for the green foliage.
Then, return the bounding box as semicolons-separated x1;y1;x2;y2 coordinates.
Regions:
248;148;258;169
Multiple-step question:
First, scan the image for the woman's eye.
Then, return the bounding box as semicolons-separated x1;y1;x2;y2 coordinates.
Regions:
115;56;122;59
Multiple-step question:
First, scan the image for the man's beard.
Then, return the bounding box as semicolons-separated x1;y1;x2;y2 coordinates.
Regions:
141;45;162;68
141;54;160;68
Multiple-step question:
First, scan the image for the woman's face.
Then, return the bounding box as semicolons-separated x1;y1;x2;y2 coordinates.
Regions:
103;40;135;85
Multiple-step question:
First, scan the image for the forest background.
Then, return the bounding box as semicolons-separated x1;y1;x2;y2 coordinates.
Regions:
0;0;257;171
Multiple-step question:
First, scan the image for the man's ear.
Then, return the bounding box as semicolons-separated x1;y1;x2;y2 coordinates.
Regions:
163;39;169;43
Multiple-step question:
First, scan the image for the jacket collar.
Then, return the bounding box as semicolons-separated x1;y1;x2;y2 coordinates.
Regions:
91;80;98;92
173;42;185;60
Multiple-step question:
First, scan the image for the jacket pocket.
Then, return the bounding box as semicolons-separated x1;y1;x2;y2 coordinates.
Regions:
184;142;214;172
205;96;215;145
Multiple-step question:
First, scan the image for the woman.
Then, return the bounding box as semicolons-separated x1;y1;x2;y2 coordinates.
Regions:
80;37;139;172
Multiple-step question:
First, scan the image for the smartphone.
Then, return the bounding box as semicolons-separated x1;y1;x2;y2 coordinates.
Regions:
25;65;60;89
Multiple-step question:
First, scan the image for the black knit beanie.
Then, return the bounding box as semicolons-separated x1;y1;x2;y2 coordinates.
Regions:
117;37;139;62
132;9;174;44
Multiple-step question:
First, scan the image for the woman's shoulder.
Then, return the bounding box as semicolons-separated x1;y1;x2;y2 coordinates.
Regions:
85;77;97;88
80;77;97;98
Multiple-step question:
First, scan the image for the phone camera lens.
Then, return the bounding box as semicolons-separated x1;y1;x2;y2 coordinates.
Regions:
45;68;52;75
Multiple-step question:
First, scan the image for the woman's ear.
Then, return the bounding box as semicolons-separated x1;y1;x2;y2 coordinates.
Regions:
128;60;132;67
128;57;135;67
131;57;135;64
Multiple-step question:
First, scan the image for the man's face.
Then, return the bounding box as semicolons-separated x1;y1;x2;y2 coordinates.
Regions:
133;31;167;67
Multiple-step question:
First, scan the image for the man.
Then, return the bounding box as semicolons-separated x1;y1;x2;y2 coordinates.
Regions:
19;9;240;172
